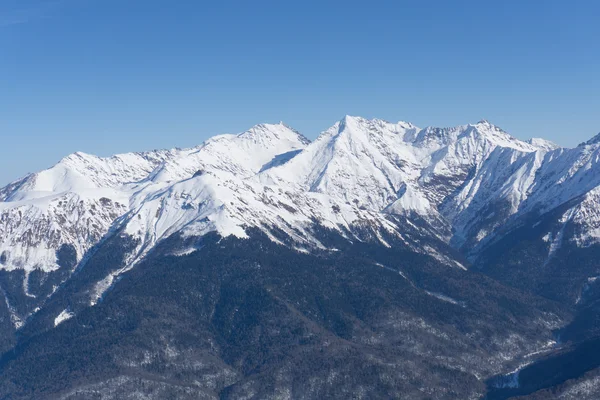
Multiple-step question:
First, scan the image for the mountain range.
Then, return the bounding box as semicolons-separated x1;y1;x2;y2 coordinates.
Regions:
1;116;600;399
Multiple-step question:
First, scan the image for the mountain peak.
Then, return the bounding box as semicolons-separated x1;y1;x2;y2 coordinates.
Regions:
583;132;600;146
58;151;97;164
336;115;417;137
239;122;310;145
337;115;364;130
466;120;539;151
341;114;362;122
473;119;504;131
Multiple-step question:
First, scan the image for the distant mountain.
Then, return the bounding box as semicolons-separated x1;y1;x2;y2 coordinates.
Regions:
1;117;600;399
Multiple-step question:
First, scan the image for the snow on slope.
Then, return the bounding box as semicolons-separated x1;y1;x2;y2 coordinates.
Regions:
263;116;438;220
146;122;309;183
262;117;564;246
521;140;600;215
116;119;453;270
2;150;181;202
123;172;407;263
527;137;560;151
4;115;600;326
0;123;308;274
468;138;600;251
546;186;600;249
0;147;182;273
0;190;129;272
2;116;600;280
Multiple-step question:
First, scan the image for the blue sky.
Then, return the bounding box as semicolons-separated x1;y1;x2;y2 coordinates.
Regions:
1;0;599;185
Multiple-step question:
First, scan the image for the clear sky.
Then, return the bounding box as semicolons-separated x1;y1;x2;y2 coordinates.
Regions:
1;0;599;186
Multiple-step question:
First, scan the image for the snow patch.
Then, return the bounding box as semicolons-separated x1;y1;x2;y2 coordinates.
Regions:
54;309;74;327
90;274;116;306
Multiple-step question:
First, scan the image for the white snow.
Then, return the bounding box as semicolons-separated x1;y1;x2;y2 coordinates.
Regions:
2;116;600;299
527;137;561;151
424;291;463;306
54;309;75;327
90;274;116;306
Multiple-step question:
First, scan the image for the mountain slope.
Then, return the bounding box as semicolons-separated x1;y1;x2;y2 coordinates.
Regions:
3;117;600;320
0;231;569;400
1;116;600;399
0;123;310;329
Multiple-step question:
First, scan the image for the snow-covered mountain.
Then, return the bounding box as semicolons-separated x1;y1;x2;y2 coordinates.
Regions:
4;116;600;400
0;123;304;271
1;116;600;326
